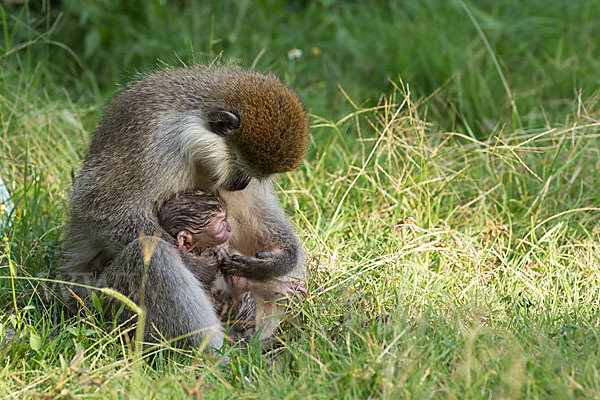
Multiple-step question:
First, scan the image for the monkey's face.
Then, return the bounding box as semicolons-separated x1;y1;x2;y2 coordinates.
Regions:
192;209;231;248
208;210;232;245
205;72;309;191
176;210;231;253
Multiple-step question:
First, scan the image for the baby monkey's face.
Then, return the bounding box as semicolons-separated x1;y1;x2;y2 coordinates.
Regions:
176;209;232;254
198;209;232;247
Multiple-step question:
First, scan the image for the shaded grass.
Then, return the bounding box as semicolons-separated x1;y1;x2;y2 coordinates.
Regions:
1;0;600;398
6;0;600;132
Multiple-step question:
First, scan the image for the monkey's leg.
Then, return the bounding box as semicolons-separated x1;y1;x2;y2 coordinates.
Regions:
238;280;304;341
100;237;225;351
253;293;284;341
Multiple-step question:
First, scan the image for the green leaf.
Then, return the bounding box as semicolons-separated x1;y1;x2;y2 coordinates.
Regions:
29;328;41;351
92;292;104;314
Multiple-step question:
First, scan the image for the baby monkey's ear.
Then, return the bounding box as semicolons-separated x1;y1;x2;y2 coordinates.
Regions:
176;230;195;252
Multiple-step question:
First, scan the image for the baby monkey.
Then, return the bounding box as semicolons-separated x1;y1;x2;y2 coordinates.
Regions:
157;190;305;341
158;190;231;272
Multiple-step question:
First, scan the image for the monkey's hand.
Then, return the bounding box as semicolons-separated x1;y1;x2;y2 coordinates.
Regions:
194;254;221;269
215;247;231;266
182;250;223;284
195;247;231;268
221;249;293;280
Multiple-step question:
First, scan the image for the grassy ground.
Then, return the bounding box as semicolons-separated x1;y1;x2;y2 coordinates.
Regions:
1;0;599;398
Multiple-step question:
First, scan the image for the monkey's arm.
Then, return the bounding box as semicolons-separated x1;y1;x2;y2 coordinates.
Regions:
99;236;225;351
222;219;303;281
181;252;221;284
220;184;305;281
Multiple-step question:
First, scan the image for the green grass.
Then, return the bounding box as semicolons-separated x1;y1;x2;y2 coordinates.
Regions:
1;0;600;398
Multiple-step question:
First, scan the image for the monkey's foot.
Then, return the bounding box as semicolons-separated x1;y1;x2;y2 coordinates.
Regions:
272;280;307;304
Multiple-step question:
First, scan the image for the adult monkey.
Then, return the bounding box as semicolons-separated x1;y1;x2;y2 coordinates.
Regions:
62;66;309;351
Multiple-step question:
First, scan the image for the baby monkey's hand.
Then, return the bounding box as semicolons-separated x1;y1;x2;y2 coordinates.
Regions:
214;247;231;267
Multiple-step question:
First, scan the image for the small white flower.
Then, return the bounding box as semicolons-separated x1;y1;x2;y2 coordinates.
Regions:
287;48;302;60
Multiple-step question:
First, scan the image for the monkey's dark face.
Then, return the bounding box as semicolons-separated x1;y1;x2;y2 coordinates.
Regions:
222;167;252;191
205;72;309;191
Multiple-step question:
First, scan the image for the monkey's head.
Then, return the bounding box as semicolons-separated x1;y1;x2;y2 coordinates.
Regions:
200;69;309;191
158;190;231;253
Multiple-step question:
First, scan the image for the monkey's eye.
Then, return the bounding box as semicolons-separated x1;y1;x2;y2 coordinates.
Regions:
207;110;241;137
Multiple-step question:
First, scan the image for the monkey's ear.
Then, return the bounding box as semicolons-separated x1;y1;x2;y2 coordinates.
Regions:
207;110;240;136
176;231;194;252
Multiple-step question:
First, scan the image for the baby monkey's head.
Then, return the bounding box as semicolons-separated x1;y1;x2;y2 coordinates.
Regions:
158;190;231;254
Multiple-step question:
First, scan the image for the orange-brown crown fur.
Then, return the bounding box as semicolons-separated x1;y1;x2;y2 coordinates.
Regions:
222;73;309;175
